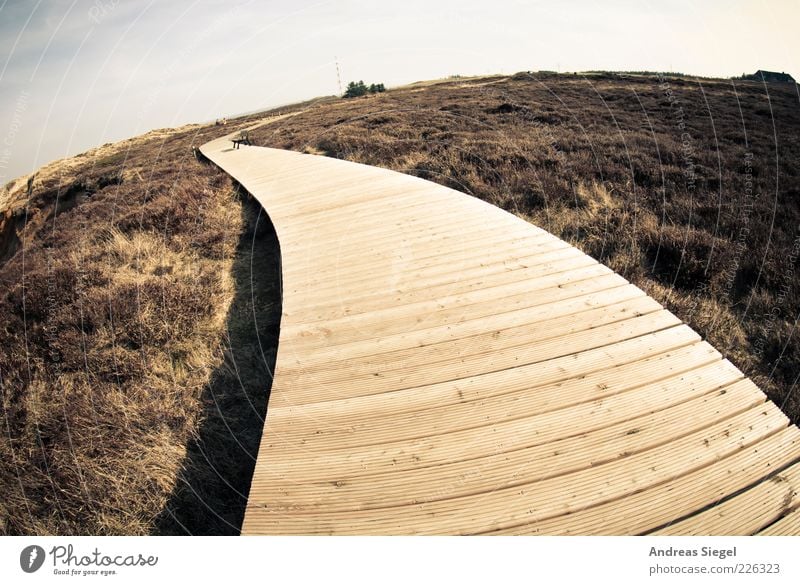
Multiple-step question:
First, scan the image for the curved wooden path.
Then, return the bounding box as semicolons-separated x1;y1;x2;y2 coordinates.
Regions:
200;133;800;535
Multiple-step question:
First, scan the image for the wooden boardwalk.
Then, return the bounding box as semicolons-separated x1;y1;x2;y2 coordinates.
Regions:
200;135;800;535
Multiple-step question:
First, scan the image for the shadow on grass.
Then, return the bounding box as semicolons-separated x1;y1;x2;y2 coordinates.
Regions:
154;189;282;535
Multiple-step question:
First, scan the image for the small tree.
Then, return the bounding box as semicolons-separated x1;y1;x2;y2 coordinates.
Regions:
343;80;385;98
344;80;368;98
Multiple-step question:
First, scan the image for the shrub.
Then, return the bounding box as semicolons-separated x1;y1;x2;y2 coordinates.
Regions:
344;80;368;98
343;80;385;98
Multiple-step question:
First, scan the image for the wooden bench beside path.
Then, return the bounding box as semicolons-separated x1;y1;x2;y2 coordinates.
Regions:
231;131;251;149
199;134;800;535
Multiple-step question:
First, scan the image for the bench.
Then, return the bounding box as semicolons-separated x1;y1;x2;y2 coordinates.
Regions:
232;131;251;149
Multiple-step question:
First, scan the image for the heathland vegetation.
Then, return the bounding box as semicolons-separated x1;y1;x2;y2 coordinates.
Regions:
1;71;798;535
0;117;282;534
249;71;800;424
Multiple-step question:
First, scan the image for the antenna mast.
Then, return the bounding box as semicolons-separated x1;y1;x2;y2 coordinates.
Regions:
335;56;343;95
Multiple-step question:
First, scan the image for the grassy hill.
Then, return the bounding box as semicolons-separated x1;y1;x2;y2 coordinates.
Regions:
0;118;282;534
1;71;798;535
249;70;800;421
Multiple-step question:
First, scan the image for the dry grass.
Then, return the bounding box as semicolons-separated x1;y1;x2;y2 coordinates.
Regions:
2;71;798;535
249;71;800;423
0;116;281;535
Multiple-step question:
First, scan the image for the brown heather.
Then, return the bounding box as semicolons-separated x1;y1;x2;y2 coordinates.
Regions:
1;72;798;535
0;117;281;535
248;72;800;425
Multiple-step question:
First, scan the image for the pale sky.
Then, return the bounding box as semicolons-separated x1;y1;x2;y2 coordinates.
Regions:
1;0;798;182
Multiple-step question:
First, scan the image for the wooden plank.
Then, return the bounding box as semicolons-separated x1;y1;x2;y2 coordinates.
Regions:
261;361;746;477
281;268;624;346
271;323;700;409
486;425;800;535
279;296;665;380
758;506;800;535
277;310;684;404
282;221;560;272
283;230;561;286
280;210;550;252
283;246;588;323
653;461;800;535
268;340;720;431
283;284;648;363
260;384;763;513
279;196;524;244
267;356;743;453
283;293;658;372
243;389;787;534
285;237;575;300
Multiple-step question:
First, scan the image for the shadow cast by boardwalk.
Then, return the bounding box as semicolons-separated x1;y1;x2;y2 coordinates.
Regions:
155;190;282;535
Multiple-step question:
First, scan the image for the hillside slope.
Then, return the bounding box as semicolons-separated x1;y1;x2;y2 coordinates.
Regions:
0;119;281;534
1;71;798;535
249;72;800;423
